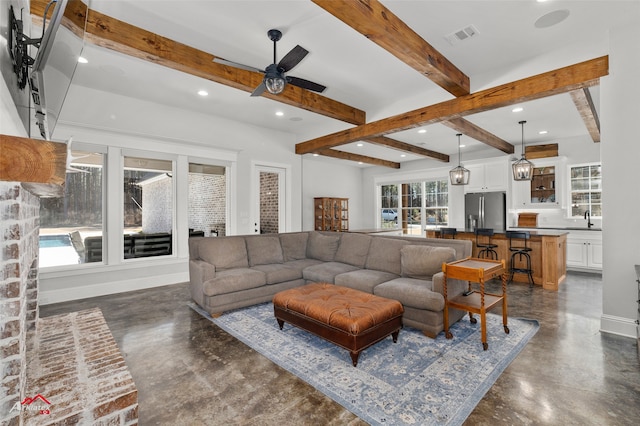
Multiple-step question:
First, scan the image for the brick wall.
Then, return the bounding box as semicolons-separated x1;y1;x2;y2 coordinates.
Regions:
1;182;40;425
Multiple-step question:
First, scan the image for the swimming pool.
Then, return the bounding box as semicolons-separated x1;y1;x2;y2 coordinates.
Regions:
39;234;72;248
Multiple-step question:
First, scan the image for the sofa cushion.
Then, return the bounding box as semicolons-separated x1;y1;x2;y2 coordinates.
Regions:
202;268;266;296
198;237;248;270
302;261;359;283
280;232;309;261
334;269;399;294
334;233;372;268
374;277;444;311
283;258;323;273
245;235;284;266
306;232;341;261
364;237;409;275
251;264;302;284
400;245;456;280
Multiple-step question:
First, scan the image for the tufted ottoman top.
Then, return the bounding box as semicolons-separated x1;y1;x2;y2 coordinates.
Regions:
273;282;404;335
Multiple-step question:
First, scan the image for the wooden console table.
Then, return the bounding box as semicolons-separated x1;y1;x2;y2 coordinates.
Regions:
442;258;509;350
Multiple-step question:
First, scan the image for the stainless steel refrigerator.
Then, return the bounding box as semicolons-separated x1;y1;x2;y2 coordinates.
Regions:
464;192;506;231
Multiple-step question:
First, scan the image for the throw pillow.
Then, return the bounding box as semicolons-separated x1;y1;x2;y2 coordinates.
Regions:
245;235;284;266
306;231;341;261
280;232;309;261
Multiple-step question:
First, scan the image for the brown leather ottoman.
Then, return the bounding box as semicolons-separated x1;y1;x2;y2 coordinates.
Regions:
273;282;404;367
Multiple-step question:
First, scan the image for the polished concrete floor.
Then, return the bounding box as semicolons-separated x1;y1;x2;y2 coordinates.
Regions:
41;272;640;425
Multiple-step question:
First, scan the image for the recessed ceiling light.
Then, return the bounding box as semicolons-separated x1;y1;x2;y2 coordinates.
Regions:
275;111;284;117
313;153;319;157
418;129;427;134
197;90;208;97
358;162;363;165
539;130;548;135
512;107;524;113
535;9;570;29
400;154;406;158
77;56;88;64
356;143;363;147
459;144;466;148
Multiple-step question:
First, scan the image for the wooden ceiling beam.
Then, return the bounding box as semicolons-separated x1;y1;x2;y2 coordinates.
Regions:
312;0;470;97
364;136;449;162
296;56;608;154
317;149;401;169
570;88;600;143
441;118;514;154
0;134;67;185
30;0;366;126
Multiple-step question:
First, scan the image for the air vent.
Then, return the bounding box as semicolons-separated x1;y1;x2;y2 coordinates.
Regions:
445;25;480;45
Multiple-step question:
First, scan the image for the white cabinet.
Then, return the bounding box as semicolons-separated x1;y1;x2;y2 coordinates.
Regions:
511;157;566;208
566;231;602;271
464;159;508;193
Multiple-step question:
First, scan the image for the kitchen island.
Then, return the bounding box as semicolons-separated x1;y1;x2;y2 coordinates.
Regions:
426;229;568;291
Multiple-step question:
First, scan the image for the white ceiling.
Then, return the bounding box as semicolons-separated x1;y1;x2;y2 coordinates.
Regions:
63;0;640;166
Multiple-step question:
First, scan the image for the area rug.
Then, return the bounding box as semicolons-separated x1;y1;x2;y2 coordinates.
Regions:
189;302;538;425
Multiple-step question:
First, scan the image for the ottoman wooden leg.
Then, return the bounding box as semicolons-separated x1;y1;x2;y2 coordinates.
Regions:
277;318;285;330
392;330;400;343
350;351;360;367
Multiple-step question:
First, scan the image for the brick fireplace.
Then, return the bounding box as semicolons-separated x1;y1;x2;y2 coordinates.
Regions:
1;182;39;425
1;181;137;425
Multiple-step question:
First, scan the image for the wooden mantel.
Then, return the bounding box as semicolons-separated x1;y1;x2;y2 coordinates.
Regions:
0;134;67;197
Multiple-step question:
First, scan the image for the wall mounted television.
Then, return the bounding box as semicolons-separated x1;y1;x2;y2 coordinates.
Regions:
28;0;87;140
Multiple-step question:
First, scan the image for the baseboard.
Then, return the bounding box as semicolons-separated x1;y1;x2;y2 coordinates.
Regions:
39;272;189;305
600;314;637;339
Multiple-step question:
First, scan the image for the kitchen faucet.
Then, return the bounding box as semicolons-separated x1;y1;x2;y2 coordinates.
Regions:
584;211;593;229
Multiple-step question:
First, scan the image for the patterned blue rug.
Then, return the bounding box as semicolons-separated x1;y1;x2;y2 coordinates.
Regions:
189;302;538;425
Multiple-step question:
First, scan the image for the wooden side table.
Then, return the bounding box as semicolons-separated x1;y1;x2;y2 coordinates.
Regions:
442;258;509;350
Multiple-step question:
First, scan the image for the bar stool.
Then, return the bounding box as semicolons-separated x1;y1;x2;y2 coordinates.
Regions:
439;228;457;239
475;228;498;259
506;230;534;288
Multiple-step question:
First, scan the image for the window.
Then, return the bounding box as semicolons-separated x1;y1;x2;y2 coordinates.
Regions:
380;184;398;227
570;163;601;217
425;179;449;226
39;149;104;267
123;156;174;259
378;179;449;234
188;163;226;237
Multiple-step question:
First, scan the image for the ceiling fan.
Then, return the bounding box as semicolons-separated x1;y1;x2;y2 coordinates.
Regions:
214;29;326;97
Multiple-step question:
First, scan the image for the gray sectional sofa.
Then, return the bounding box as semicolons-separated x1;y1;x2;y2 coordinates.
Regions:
189;231;472;337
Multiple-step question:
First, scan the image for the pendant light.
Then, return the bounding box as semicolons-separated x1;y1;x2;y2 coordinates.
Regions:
449;133;470;185
512;120;534;181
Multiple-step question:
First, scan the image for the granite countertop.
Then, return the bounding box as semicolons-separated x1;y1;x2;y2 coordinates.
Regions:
440;228;570;237
514;226;602;232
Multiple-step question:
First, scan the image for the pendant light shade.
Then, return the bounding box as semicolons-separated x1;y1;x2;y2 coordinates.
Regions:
449;133;470;185
512;120;534;181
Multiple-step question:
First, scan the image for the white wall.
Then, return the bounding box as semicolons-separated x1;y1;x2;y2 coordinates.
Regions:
600;22;640;338
301;157;364;231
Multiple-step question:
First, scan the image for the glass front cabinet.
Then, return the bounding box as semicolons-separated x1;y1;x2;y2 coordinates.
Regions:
512;157;565;208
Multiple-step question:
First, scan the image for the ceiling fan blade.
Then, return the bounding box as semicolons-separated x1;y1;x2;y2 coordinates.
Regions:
213;57;264;74
250;81;267;97
287;76;326;93
277;45;308;72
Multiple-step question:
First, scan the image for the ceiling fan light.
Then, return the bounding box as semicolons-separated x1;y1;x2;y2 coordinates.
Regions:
264;63;286;94
265;76;285;94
